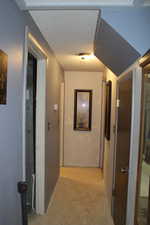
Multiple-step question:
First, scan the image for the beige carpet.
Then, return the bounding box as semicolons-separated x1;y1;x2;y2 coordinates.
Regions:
29;167;114;225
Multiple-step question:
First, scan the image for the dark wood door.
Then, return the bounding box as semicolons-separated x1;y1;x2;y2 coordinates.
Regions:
113;74;133;225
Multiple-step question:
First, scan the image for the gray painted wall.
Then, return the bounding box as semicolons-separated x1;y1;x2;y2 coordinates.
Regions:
101;7;150;56
0;1;64;224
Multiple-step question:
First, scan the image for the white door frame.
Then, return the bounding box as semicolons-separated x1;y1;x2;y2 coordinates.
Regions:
22;26;47;214
99;77;106;168
59;82;65;166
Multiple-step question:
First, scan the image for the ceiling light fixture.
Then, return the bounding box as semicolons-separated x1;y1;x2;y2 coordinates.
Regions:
78;52;95;60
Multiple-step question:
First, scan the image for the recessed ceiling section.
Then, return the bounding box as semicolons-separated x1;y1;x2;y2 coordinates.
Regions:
30;10;104;71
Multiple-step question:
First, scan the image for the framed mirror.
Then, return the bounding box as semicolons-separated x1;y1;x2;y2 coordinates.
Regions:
0;50;8;105
74;89;92;131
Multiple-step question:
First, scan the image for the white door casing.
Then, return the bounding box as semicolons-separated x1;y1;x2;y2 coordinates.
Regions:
22;26;47;214
60;83;65;166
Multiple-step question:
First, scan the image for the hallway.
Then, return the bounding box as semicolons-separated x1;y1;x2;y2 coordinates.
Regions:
29;168;114;225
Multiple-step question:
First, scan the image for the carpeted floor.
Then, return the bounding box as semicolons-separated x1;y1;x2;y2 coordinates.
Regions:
29;167;114;225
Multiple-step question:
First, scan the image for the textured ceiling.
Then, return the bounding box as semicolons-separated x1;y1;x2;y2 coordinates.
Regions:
30;10;105;71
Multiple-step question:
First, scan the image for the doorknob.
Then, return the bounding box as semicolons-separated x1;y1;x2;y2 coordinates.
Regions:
48;122;52;131
120;167;128;173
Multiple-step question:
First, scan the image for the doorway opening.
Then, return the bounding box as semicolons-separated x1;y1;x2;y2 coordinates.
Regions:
26;52;37;213
22;27;47;216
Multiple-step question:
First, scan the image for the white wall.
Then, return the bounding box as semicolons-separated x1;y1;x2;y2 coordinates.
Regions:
64;71;103;167
103;68;117;210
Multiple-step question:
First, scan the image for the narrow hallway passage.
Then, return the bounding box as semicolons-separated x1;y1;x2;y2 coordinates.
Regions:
30;168;114;225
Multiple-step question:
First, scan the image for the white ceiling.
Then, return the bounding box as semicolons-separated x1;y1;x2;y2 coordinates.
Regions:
15;0;138;10
15;0;146;71
30;10;105;71
15;0;147;10
26;0;133;4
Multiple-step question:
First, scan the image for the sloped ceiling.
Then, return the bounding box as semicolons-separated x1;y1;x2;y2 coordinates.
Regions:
94;7;150;75
101;7;150;56
94;18;140;75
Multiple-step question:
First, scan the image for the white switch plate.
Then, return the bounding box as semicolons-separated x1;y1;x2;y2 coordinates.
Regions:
53;104;58;111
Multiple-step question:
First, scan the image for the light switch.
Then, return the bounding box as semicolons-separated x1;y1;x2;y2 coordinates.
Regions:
53;104;58;111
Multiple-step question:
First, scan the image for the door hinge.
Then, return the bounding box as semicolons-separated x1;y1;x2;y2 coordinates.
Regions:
117;99;120;108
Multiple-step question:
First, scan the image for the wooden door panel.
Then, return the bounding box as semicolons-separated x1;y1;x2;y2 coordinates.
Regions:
113;76;132;225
